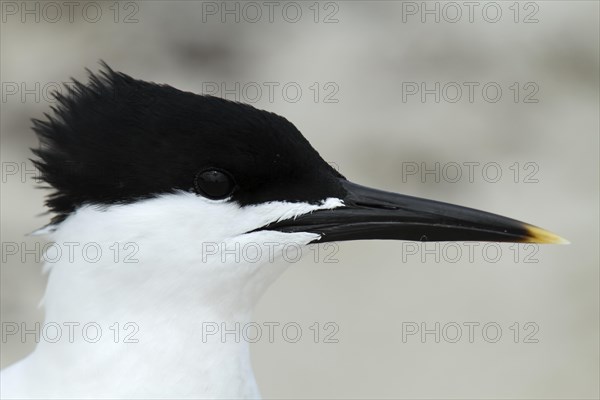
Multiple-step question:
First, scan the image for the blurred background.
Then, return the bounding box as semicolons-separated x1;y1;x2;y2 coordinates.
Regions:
1;1;598;398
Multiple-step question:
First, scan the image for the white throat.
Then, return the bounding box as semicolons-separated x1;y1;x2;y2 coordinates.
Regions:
1;192;343;399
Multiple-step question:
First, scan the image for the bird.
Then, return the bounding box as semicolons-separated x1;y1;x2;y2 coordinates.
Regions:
0;65;567;399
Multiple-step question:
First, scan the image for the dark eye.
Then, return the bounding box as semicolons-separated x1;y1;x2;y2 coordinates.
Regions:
193;169;236;200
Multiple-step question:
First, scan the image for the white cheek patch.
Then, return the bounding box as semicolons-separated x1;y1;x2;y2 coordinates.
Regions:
47;192;345;247
35;193;345;285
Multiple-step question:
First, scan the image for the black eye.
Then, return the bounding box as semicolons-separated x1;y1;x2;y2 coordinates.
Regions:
193;169;236;200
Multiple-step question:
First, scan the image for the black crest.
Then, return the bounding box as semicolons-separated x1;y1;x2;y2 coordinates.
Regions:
32;63;345;223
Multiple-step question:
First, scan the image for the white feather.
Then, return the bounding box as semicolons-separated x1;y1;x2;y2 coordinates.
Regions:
1;192;343;399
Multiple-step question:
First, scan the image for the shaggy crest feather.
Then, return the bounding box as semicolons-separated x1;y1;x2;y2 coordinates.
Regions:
30;62;345;224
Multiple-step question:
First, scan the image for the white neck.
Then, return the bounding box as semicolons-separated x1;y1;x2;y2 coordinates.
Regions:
2;192;343;399
36;257;287;398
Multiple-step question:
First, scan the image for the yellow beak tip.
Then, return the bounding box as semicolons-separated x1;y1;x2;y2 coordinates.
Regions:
524;225;570;244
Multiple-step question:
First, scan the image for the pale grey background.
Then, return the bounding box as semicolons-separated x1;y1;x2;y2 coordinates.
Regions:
1;1;598;399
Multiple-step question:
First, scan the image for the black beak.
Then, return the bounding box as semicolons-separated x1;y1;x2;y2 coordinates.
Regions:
259;180;567;244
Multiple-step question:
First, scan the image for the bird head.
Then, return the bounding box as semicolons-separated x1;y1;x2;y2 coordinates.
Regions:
31;65;566;279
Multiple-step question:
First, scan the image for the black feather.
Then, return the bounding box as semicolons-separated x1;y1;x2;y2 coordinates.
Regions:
32;63;345;224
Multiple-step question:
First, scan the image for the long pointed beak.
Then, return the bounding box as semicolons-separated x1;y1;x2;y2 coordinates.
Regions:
260;180;568;244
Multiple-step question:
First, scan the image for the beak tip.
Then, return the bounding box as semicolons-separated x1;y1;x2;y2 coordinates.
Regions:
524;224;570;245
